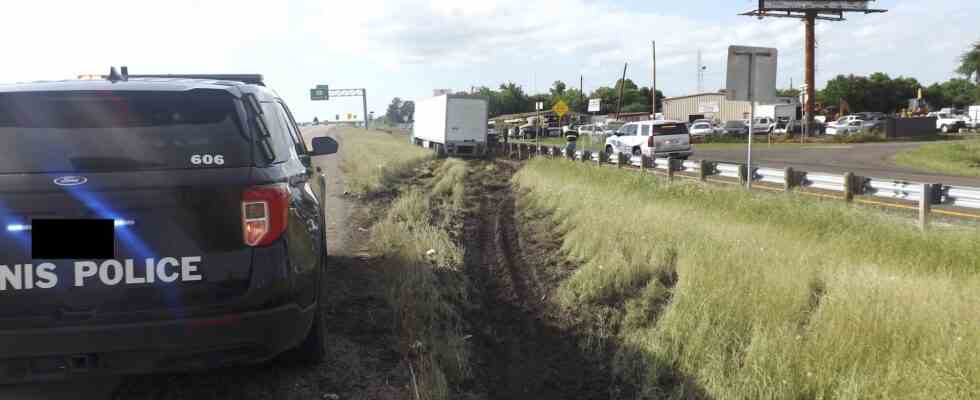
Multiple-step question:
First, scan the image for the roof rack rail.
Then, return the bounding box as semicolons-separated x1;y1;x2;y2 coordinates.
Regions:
125;74;265;86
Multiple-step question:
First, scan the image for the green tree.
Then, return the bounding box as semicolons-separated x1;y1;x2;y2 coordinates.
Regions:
777;88;801;98
497;82;529;116
384;97;403;124
956;40;980;84
549;81;566;98
399;100;415;123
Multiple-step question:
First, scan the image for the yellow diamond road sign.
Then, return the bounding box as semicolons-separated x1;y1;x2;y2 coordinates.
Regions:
552;100;569;117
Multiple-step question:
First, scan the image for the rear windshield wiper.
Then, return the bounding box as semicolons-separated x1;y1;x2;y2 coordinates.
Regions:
242;94;275;162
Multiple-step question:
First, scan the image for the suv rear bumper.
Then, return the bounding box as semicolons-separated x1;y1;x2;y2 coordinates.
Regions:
0;303;315;383
644;149;693;159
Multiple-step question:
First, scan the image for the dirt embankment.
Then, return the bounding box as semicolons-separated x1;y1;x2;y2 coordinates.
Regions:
460;160;617;400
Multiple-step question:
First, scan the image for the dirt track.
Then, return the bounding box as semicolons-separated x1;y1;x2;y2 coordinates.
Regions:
462;160;614;400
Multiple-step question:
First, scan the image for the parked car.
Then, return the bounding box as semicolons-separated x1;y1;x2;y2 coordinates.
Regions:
577;124;601;136
826;119;869;136
775;120;825;135
722;120;749;136
604;120;693;159
689;122;715;137
928;112;967;133
744;117;776;134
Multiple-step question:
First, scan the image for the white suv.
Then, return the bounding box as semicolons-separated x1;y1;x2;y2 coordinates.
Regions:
604;120;693;159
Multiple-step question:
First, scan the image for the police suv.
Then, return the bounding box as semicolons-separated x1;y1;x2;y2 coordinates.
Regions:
0;68;338;382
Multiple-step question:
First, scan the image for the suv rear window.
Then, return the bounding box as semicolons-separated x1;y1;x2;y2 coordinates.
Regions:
652;123;689;135
0;90;250;173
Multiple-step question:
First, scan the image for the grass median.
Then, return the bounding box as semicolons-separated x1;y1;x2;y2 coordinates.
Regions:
335;127;433;194
894;139;980;178
514;159;980;399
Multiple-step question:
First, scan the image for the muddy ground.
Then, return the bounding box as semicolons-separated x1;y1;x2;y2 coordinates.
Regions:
459;160;619;400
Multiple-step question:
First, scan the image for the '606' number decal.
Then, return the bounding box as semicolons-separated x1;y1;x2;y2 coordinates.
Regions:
190;154;225;165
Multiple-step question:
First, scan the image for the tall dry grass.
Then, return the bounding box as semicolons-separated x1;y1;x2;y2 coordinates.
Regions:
514;158;980;399
335;127;433;194
367;158;470;400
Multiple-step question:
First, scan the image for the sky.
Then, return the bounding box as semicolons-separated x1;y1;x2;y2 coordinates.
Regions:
2;0;978;122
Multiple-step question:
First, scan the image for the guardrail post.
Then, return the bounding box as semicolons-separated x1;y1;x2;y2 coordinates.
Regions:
582;150;592;162
843;172;855;202
919;183;931;230
616;153;626;168
598;151;609;164
668;159;679;182
738;164;748;185
640;155;652;172
784;167;796;191
699;160;710;181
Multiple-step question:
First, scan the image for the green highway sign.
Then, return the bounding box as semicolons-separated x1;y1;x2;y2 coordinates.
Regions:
310;85;329;101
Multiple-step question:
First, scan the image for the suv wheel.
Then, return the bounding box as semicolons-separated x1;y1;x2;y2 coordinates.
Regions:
632;147;642;156
605;145;614;155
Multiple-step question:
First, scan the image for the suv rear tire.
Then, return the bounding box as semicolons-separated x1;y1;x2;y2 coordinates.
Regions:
605;145;614;155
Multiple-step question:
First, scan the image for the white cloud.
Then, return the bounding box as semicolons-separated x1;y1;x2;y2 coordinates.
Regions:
1;0;977;121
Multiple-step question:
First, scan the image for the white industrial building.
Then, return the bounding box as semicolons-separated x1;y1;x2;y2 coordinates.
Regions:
664;92;800;123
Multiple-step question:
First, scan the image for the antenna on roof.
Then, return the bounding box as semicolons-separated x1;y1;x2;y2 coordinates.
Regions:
120;66;129;81
107;66;121;83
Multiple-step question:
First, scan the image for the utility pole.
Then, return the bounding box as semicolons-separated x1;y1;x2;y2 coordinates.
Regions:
652;41;657;115
697;49;704;93
804;12;816;141
362;88;369;130
616;63;628;119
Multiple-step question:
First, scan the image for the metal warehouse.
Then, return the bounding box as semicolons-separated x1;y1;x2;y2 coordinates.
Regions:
664;92;798;123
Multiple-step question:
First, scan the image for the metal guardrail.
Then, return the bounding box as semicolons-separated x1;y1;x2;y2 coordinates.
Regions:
944;186;980;209
803;173;846;192
864;178;926;201
488;142;980;226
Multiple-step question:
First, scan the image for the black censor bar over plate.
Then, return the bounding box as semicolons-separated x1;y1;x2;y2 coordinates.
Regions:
32;219;114;260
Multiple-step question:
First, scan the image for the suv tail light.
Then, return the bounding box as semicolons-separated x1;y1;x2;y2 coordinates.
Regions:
242;184;289;246
647;135;655;148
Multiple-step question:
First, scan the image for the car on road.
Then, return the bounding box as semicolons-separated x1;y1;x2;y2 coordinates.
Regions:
689;122;715;137
604;120;693;159
0;70;339;383
721;120;749;136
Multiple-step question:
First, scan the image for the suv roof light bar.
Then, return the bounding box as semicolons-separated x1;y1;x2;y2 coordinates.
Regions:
125;74;265;86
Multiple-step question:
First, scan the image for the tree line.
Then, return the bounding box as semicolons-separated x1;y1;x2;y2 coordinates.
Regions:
381;40;980;122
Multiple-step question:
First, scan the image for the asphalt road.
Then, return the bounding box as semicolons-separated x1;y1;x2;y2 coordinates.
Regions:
693;141;980;187
0;125;345;400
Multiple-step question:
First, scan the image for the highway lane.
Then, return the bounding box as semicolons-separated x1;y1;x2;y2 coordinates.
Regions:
692;141;980;187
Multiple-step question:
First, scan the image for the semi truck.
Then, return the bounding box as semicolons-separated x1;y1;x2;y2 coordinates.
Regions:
412;94;489;157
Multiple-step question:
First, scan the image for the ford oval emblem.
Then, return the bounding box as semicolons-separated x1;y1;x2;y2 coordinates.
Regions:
53;176;88;186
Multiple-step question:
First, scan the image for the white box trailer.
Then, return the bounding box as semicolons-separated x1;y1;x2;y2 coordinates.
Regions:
412;94;489;157
755;103;797;121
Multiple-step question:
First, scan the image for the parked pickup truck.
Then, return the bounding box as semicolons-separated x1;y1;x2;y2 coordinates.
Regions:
928;112;966;133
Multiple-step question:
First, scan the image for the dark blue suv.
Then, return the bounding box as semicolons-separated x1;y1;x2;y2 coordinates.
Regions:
0;70;338;382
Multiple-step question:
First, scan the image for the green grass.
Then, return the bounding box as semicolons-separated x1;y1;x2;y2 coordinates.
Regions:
336;127;433;194
367;158;471;400
894;139;980;177
514;159;980;399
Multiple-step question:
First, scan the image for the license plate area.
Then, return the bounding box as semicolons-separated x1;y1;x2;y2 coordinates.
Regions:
31;219;114;260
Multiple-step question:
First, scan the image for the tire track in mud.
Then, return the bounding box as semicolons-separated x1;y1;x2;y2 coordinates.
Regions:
462;160;612;400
